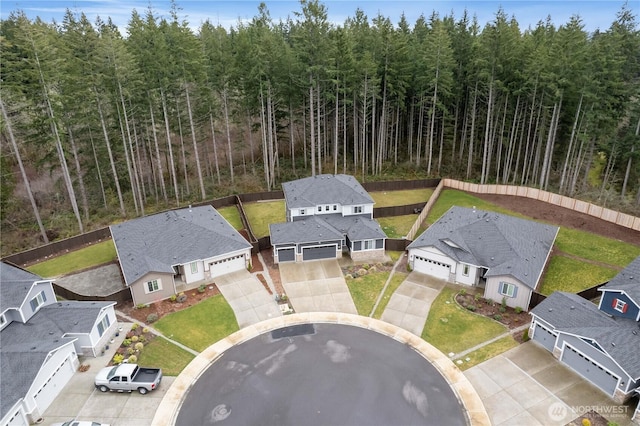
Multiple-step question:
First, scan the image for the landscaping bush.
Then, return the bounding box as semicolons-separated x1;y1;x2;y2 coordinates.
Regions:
131;323;139;330
460;289;466;295
143;327;149;333
134;342;144;351
147;313;159;323
466;304;476;311
198;284;206;293
113;354;124;364
135;303;147;309
499;306;506;313
493;314;502;321
122;339;131;347
514;306;523;314
128;355;137;363
474;294;481;302
131;335;139;342
127;347;135;355
522;329;530;342
170;294;177;302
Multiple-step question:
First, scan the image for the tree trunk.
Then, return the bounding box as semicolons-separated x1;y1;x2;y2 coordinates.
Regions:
185;86;206;199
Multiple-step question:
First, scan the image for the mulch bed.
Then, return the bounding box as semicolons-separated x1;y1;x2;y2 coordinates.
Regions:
565;410;610;426
455;290;530;331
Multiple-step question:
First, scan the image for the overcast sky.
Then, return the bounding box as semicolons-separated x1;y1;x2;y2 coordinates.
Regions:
1;0;635;35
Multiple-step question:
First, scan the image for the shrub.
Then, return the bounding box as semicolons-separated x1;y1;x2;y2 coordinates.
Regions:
514;306;523;314
357;268;368;276
501;297;507;308
131;323;139;330
345;274;353;280
138;336;146;343
198;284;206;293
146;313;159;323
128;355;137;363
131;335;139;342
134;342;144;351
582;419;591;426
522;329;530;342
474;294;481;302
135;303;147;309
122;339;132;347
368;265;378;273
363;263;370;270
170;294;177;302
127;347;136;355
113;354;124;364
466;304;476;312
499;306;506;313
460;289;466;295
176;292;187;303
493;314;503;321
142;327;149;333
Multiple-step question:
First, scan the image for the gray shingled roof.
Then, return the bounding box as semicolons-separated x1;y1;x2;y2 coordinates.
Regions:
532;291;640;379
408;206;559;289
1;262;49;313
600;256;640;306
270;216;344;245
110;206;251;285
0;300;112;419
323;214;387;241
282;174;374;209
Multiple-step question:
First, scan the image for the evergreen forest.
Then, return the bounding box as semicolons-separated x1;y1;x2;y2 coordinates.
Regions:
1;0;639;255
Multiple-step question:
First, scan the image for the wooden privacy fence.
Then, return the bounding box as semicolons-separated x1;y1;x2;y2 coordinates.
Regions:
443;179;640;231
528;282;608;310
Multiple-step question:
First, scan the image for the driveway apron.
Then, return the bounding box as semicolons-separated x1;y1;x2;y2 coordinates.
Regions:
464;342;636;426
279;260;357;314
214;270;282;327
380;271;445;336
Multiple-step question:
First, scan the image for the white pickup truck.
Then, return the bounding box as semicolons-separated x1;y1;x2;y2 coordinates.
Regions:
94;363;162;394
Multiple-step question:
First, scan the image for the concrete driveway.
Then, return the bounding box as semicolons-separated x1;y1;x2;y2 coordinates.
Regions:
279;260;357;314
380;271;445;336
215;270;282;327
464;342;636;426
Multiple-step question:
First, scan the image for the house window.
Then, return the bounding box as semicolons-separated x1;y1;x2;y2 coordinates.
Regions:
463;264;469;276
363;240;374;250
97;314;111;337
353;206;363;214
612;298;628;313
29;291;47;312
300;209;305;215
325;205;330;211
333;205;337;211
499;282;517;298
146;279;161;293
318;206;322;212
190;262;198;274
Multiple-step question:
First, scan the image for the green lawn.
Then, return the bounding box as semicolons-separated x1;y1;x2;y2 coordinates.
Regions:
372;272;407;319
153;295;239;352
426;189;516;225
454;336;519;371
243;200;286;238
377;215;419;238
346;271;390;316
538;256;619;295
136;336;196;376
27;240;117;277
370;189;434;207
422;287;507;354
217;206;244;231
554;227;640;267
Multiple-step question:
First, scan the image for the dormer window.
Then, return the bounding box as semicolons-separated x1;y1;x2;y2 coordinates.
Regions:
300;209;305;215
612;298;628;314
29;291;47;312
317;206;322;212
353;206;363;214
333;205;337;211
325;205;330;211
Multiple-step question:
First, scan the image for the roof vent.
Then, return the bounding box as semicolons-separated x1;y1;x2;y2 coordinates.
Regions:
31;346;36;350
611;342;615;347
570;306;575;310
548;308;553;312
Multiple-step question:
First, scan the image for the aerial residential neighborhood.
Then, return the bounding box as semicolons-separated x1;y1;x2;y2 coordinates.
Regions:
1;175;639;426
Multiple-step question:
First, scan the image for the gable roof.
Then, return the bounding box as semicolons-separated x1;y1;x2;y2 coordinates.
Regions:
407;206;559;289
270;216;344;245
283;174;374;209
0;262;50;313
323;214;387;241
110;206;251;285
599;256;640;306
532;291;640;378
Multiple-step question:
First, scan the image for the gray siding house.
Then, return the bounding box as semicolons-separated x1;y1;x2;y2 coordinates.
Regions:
407;206;558;310
0;262;117;426
111;205;252;305
270;174;386;263
529;256;640;403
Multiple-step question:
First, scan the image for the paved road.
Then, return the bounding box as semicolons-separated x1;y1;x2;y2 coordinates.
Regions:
215;270;282;327
279;260;357;314
380;271;445;336
175;323;467;426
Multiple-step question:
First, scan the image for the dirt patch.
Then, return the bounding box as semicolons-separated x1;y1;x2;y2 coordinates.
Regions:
117;285;221;324
455;290;530;331
468;192;640;245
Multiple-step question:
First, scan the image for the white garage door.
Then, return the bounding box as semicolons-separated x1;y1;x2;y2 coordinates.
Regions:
5;407;28;426
33;355;75;413
413;255;451;280
210;254;246;278
561;344;618;396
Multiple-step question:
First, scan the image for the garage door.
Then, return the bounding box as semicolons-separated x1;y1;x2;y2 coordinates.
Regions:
277;248;295;263
210;255;245;278
532;322;556;352
302;245;337;261
6;407;28;426
561;344;618;396
413;255;450;280
33;355;75;413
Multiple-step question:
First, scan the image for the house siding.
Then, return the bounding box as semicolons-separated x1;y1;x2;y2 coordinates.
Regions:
20;282;56;322
455;264;478;286
130;272;175;305
598;291;640;320
484;275;530;310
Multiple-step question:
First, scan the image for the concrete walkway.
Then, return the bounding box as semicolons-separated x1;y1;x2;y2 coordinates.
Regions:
279;260;357;314
380;271;446;336
214;270;282;327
